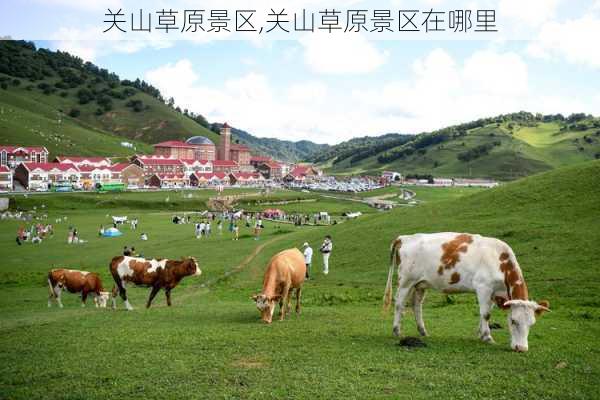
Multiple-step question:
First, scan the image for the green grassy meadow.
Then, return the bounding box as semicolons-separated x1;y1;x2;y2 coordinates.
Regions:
1;162;599;399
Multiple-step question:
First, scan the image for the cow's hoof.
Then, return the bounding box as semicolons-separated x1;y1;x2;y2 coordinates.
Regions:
392;326;401;337
417;328;429;337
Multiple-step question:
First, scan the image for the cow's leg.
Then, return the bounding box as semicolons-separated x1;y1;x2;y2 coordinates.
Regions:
119;281;133;311
279;285;291;321
165;288;172;307
392;281;413;337
55;286;64;308
47;279;55;307
413;287;428;336
146;286;160;308
111;285;118;309
476;288;494;343
295;287;302;315
81;290;88;307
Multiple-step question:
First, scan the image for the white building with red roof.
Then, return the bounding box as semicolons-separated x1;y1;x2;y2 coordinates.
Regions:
0;165;13;190
14;162;80;190
284;165;322;182
229;171;264;186
148;173;189;188
0;145;49;169
181;159;213;176
212;159;239;174
54;156;112;168
189;172;230;186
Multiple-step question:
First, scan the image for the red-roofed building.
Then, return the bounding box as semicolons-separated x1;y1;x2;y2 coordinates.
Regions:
0;165;13;190
132;156;184;176
212;159;239;174
250;156;272;168
181;159;213;175
54;156;111;168
229;172;264;186
109;163;144;187
284;165;321;182
1;145;49;168
189;172;230;187
153;141;199;160
148;173;189;188
77;164;113;189
257;161;284;179
229;143;251;166
14;163;80;189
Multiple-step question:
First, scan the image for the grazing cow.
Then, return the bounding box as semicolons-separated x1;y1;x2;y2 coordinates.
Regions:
47;269;110;308
383;233;550;352
109;256;201;310
252;248;306;324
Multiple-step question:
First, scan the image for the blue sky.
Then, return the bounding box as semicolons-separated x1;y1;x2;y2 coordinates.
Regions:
3;0;600;143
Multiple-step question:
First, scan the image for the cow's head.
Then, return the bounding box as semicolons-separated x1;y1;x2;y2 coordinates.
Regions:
504;299;550;352
185;256;202;276
252;294;281;324
94;291;110;308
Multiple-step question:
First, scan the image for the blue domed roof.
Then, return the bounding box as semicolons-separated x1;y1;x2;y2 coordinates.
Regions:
186;136;215;146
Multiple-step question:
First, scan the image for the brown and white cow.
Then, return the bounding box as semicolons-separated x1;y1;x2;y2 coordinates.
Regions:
252;248;306;324
383;233;550;352
109;256;201;310
47;269;110;308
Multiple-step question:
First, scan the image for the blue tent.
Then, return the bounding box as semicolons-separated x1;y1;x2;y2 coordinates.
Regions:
102;228;122;237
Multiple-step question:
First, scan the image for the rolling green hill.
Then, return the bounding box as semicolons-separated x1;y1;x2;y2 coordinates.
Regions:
0;41;327;161
312;113;600;180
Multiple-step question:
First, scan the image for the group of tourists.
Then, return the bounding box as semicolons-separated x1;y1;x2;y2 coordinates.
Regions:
302;235;334;279
16;223;54;245
194;221;212;238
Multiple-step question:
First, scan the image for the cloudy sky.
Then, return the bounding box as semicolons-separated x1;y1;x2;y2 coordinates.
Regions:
3;0;600;143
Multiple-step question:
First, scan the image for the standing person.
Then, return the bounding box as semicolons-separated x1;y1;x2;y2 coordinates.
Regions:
302;242;313;280
206;221;211;237
320;235;333;275
233;222;240;241
195;222;201;239
217;220;223;235
199;221;206;237
254;218;262;241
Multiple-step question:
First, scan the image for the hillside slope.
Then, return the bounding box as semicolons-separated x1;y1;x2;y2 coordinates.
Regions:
312;113;600;180
0;41;326;161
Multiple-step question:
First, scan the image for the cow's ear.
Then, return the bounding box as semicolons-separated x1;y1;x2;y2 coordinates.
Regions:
535;300;550;317
251;294;258;301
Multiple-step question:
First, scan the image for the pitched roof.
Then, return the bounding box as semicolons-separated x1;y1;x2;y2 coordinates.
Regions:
136;158;183;166
109;163;139;172
22;162;79;172
55;156;111;164
0;145;48;154
152;173;188;180
180;159;211;166
191;172;229;180
212;160;238;167
153;140;197;149
261;161;282;169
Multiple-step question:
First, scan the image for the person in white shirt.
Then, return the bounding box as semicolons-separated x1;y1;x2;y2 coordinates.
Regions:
320;235;333;275
206;221;211;236
302;242;313;279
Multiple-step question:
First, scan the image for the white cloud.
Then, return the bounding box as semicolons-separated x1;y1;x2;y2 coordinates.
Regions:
300;33;389;75
144;46;596;144
527;16;600;68
51;27;172;62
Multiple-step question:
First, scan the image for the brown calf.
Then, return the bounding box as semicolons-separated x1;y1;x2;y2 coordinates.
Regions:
47;268;109;308
252;248;306;324
109;255;202;310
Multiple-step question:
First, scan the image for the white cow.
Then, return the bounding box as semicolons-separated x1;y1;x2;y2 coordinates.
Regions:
383;233;550;352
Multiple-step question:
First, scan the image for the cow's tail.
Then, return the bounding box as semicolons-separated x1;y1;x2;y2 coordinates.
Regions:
383;238;402;312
